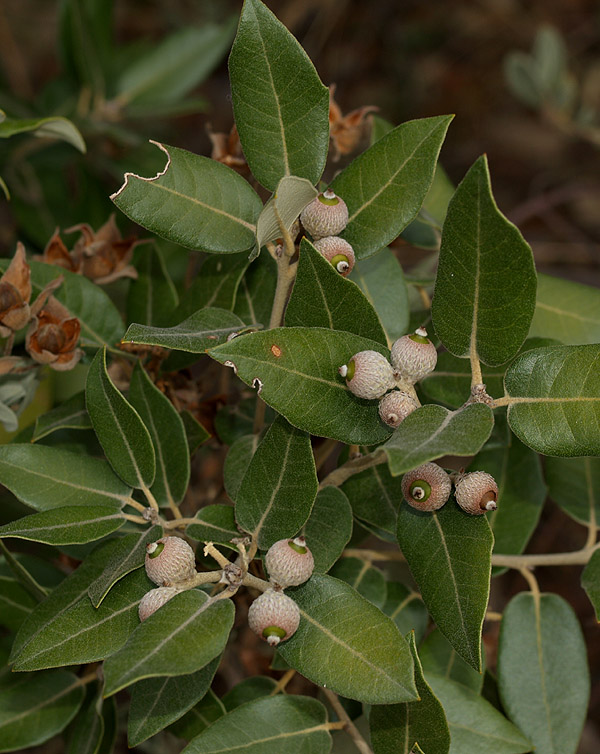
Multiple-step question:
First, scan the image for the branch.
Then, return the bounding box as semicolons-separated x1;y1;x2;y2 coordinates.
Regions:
319;450;385;489
323;688;374;754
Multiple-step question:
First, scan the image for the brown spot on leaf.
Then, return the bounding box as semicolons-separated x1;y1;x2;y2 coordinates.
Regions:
271;344;282;357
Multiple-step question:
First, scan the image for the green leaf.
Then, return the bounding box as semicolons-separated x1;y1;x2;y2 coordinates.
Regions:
419;628;485;693
504;344;600;455
330;115;453;259
432;155;536;366
0;112;85;152
224;434;260;503
350;249;410;345
87;525;162;607
186;505;239;548
229;0;329;191
382;404;494;476
86;347;155;489
497;592;590;754
223;676;277;710
420;351;506;409
256;176;317;254
97;695;117;754
12;568;151;672
32;392;91;442
0;444;131;511
382;583;428;644
342;462;402;535
168;689;225;741
285;238;387;344
529;273;600;344
127;656;220;746
127;244;178;327
0;555;64;633
303;487;353;573
277;573;418;704
181;410;211;455
0;670;84;752
582;550;600;621
370;632;450;754
180;695;330;754
129;362;190;508
209;327;393;444
116;23;234;109
176;254;249;320
66;683;104;754
125;308;251;353
329;557;386;608
427;674;531;754
111;142;261;253
234;253;277;327
0;505;126;545
397;502;493;670
470;435;546;575
236;415;318;549
545;456;600;525
103;590;235;696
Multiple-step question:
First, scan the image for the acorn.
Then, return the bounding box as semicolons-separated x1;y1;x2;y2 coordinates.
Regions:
390;327;437;383
248;589;300;646
265;536;315;588
138;586;182;621
145;536;196;586
401;462;452;512
339;350;395;400
454;471;499;515
313;236;355;277
300;189;348;240
378;390;419;428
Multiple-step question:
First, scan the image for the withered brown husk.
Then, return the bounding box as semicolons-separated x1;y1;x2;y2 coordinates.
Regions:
0;242;32;336
26;295;82;371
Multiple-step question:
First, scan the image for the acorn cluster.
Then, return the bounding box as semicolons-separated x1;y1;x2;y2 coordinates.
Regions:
339;327;437;428
401;462;499;516
138;536;197;621
300;190;355;277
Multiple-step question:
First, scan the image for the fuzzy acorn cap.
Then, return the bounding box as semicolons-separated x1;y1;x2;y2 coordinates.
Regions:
401;462;452;512
145;536;196;586
313;236;355;277
454;471;499;515
265;536;315;588
378;390;419;428
339;350;395;400
248;589;301;646
390;327;438;382
138;586;182;621
300;189;349;240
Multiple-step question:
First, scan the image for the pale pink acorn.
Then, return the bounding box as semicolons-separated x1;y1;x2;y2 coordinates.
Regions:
265;536;315;588
138;586;182;621
248;589;300;646
454;471;499;515
312;236;355;277
145;536;196;586
339;350;395;400
401;462;452;512
300;189;349;240
378;390;419;428
390;327;437;383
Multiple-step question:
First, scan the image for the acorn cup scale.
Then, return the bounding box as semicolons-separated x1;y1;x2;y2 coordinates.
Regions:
248;589;300;646
139;586;182;621
339;350;395;400
390;327;437;383
265;536;314;588
300;189;348;240
401;462;452;511
453;470;499;515
378;390;419;428
145;536;197;586
313;236;355;277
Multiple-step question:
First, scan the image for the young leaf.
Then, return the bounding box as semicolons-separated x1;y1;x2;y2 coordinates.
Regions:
0;505;126;545
329;557;387;608
0;114;85;152
397;502;493;670
498;592;590;754
432;155;536;366
87;525;162;607
545;456;600;526
32;392;91;442
0;670;85;752
86;347;155;489
224;433;260;503
419;628;485;693
504;344;600;456
370;632;450;754
127;656;220;746
129;362;190;508
285;238;387;344
427;674;531;754
382;403;494;476
127;244;178;327
186;505;239;548
229;0;329;191
236;415;318;549
125;307;251;352
303;487;353;573
382;583;428;644
255;176;317;253
582;550;600;621
103;590;235;696
342;462;402;535
277;573;418;704
209;327;393;444
176;253;249;320
180;695;331;754
350;248;410;345
330;115;453;259
0;444;131;511
111;142;261;253
529;273;600;344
